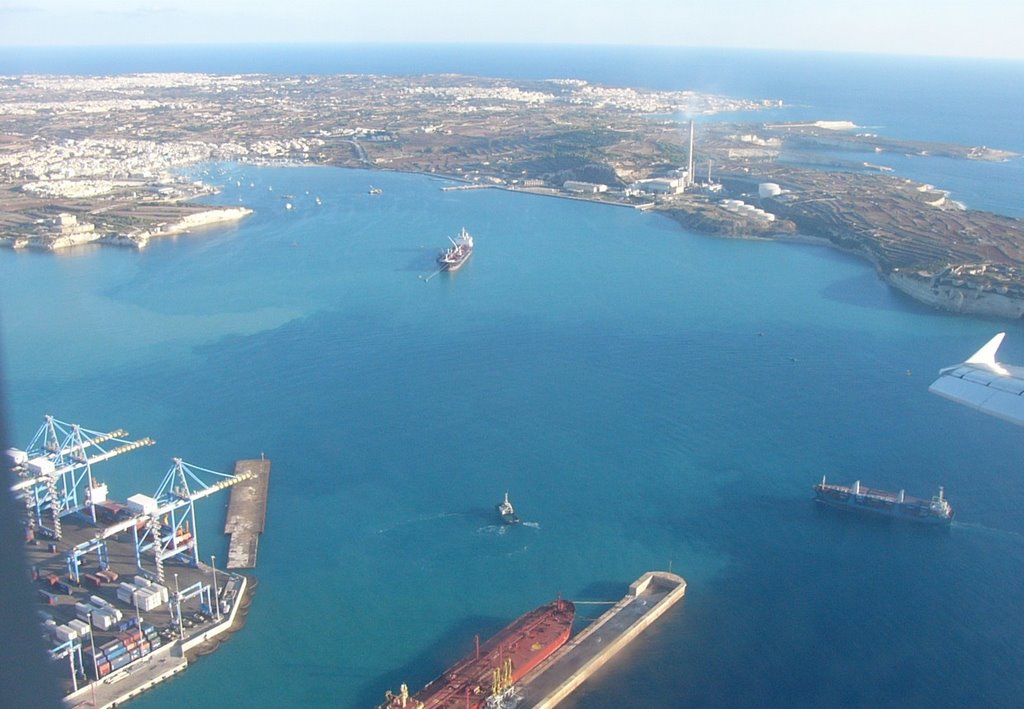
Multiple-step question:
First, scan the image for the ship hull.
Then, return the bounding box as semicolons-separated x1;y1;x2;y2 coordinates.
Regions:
814;485;953;525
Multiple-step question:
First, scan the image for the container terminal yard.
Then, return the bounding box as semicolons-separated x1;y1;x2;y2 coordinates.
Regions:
4;415;269;709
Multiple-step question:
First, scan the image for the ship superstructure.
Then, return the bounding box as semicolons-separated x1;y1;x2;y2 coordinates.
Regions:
496;492;520;525
814;476;954;525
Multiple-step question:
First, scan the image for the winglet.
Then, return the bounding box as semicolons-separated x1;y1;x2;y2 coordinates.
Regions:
966;332;1006;365
965;332;1008;375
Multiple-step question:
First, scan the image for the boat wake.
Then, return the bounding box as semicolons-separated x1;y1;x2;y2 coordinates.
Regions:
951;520;1024;541
476;521;540;535
377;511;466;535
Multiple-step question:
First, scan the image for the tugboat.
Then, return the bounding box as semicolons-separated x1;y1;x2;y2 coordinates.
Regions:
438;227;473;272
496;492;520;525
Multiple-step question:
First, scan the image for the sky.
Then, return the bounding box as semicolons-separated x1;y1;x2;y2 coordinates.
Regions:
1;0;1023;60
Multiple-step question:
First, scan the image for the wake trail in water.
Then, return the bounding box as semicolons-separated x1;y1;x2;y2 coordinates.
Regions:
377;511;466;534
951;520;1024;542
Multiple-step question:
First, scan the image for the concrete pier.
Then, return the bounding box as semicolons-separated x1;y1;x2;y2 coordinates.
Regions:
224;458;271;569
517;571;687;708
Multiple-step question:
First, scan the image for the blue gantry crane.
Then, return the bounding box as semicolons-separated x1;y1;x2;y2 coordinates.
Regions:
97;458;254;583
8;415;154;540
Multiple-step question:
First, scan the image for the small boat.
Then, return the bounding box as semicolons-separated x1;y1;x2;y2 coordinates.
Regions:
497;492;520;525
368;185;383;195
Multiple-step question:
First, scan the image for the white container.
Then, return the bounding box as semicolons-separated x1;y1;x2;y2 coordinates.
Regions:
54;625;78;643
136;588;162;612
91;612;115;631
150;583;169;604
127;493;159;516
133;575;152;588
68;619;91;637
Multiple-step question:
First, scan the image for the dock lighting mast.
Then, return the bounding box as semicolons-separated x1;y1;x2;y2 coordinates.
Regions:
9;415;154;539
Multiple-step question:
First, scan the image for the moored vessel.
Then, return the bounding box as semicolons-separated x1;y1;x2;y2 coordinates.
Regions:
438;227;473;272
379;598;575;709
813;476;953;525
496;492;520;525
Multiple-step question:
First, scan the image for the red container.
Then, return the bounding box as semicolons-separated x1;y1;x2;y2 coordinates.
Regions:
98;662;111;678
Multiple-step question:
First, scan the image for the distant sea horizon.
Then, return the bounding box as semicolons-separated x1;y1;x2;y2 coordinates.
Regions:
3;45;1024;708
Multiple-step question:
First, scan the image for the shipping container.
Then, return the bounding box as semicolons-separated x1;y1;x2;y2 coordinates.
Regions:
55;581;73;595
37;589;57;605
109;653;130;671
53;625;78;643
68;619;91;637
83;574;102;589
96;661;111;679
91;613;115;631
105;645;126;661
133;576;152;588
96;569;119;583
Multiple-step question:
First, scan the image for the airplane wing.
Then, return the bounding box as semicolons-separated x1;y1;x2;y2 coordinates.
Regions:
929;332;1024;426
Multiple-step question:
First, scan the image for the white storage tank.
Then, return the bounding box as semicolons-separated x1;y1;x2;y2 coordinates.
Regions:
758;182;782;198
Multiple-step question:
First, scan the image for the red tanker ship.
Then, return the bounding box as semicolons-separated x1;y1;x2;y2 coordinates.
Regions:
379;598;575;709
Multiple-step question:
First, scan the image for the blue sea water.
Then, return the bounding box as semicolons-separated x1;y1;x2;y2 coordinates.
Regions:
2;47;1024;707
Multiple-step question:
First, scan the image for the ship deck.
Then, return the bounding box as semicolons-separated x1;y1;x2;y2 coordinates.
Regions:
817;482;933;506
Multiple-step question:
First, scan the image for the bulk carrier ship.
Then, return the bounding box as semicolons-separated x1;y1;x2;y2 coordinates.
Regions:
814;476;954;525
379;598;575;709
437;228;473;272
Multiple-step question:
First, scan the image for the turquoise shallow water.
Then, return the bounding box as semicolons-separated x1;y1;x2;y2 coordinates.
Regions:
4;163;1024;707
